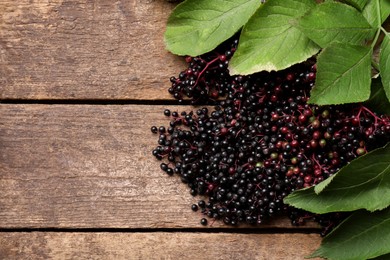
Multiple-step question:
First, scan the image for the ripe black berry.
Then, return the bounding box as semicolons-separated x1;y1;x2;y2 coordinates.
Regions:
164;109;171;117
152;37;390;236
191;204;199;212
151;126;158;134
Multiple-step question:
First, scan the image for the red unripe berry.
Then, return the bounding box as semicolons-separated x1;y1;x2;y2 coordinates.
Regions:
304;175;312;183
306;72;316;81
271;113;279;121
291;140;299;147
264;160;271;168
314;169;322;177
185;56;192;63
303;109;313;117
299;115;307;123
286;73;295;81
220;127;228;136
352;117;360;126
280;127;288;134
313;131;321;140
211;91;219;99
219;55;227;62
331;158;340;166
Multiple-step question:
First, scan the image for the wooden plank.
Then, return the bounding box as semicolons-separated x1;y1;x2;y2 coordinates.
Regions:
0;232;322;259
0;104;319;229
0;0;184;100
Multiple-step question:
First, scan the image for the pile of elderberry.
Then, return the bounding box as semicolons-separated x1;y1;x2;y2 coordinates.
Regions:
151;39;390;231
168;38;238;104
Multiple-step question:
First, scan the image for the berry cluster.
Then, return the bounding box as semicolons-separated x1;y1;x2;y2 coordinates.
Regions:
152;59;390;228
168;39;238;104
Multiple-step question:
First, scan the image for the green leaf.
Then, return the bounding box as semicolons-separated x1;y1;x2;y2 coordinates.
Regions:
164;0;262;56
365;77;390;115
228;0;319;75
363;0;390;30
362;0;378;29
284;144;390;213
342;0;369;11
380;33;390;102
296;1;374;48
310;208;390;260
308;42;372;105
380;0;390;23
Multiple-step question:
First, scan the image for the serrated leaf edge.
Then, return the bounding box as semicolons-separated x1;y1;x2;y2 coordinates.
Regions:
309;209;390;259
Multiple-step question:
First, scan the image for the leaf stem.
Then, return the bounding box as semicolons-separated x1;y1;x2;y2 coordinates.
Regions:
371;60;379;71
381;26;389;36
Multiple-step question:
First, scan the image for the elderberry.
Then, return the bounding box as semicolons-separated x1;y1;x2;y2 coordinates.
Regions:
168;37;239;104
152;37;390;235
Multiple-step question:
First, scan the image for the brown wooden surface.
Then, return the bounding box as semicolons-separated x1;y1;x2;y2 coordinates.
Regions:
0;0;324;259
0;104;319;229
0;0;184;100
0;232;321;260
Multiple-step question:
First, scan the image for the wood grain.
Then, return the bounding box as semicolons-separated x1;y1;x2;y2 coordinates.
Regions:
0;232;322;259
0;104;319;229
0;0;185;100
0;0;327;258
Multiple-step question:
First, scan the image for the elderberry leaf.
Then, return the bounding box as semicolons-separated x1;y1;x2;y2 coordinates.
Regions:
380;33;390;103
309;208;390;260
284;144;390;213
308;42;372;105
228;0;319;75
380;0;390;23
164;0;262;56
342;0;369;11
296;1;374;48
363;0;390;29
365;77;390;115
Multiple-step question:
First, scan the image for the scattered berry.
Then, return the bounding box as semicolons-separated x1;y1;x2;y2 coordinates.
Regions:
191;204;199;212
152;37;390;235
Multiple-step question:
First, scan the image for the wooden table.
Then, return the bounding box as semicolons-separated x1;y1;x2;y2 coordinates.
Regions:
0;1;322;259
